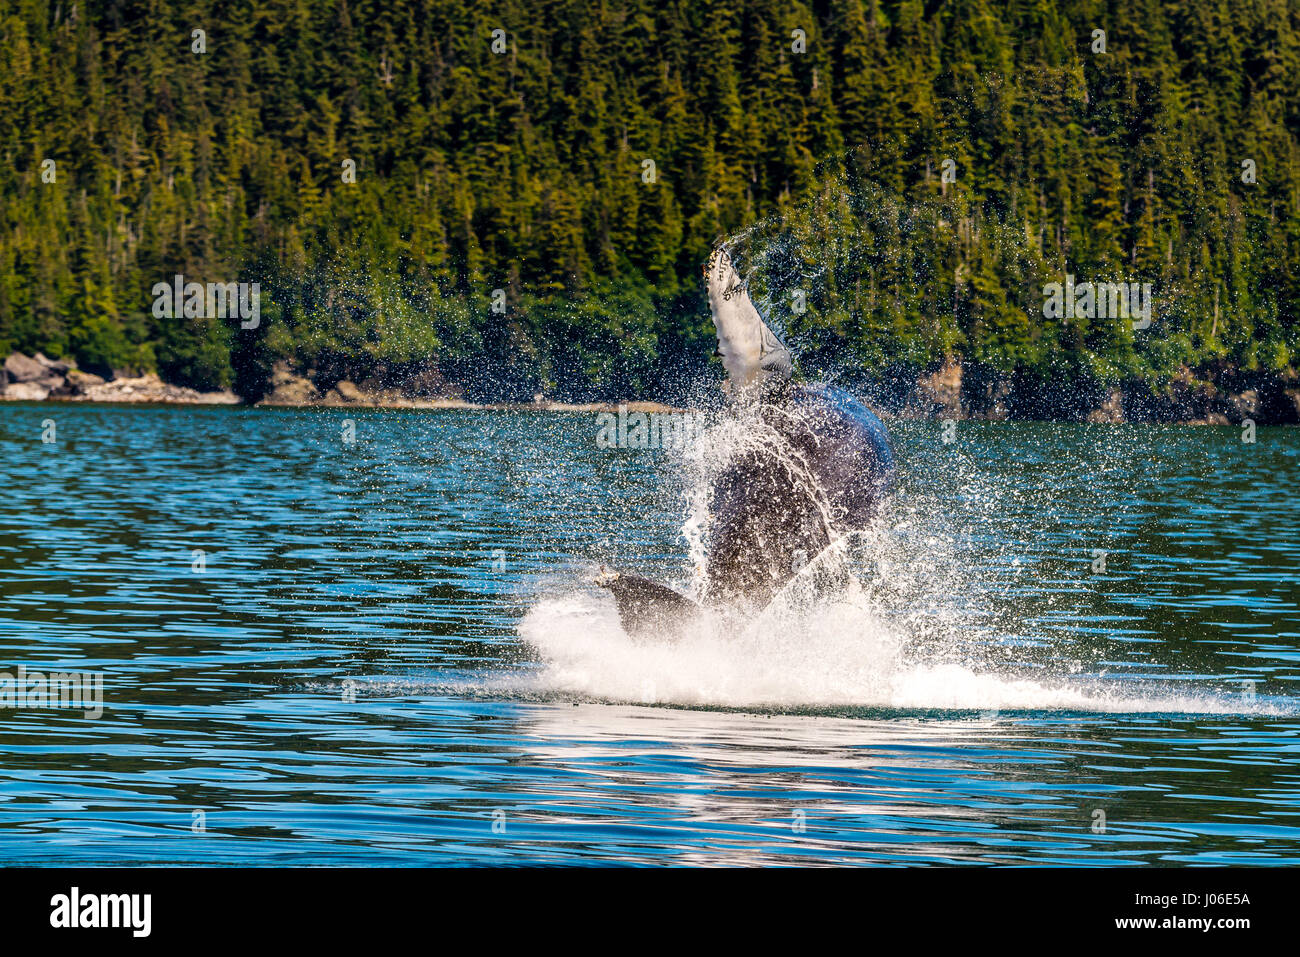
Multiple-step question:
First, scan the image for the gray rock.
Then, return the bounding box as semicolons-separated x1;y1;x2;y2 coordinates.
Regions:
33;352;72;375
2;380;52;401
1227;389;1260;420
915;359;965;418
4;352;47;383
333;380;364;402
64;369;106;395
261;360;320;405
1087;388;1125;423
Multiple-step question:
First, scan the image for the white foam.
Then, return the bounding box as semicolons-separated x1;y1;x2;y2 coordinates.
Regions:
517;589;1280;714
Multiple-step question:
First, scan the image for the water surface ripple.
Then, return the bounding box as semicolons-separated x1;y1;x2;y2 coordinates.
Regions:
1;405;1296;865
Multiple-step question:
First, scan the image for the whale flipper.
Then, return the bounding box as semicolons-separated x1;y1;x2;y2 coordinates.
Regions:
704;247;792;392
595;570;701;639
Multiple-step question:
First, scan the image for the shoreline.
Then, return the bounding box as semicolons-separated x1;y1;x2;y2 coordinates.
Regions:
2;391;1295;425
4;352;1297;424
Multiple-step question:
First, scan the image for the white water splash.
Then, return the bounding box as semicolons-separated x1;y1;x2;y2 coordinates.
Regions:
516;588;1282;714
508;295;1288;717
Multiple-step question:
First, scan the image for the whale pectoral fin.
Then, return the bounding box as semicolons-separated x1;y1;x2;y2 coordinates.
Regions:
594;571;701;639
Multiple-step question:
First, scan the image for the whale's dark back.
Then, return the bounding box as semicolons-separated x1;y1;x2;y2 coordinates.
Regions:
705;384;895;606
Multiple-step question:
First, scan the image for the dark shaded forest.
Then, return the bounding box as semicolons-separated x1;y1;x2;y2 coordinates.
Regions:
1;0;1298;414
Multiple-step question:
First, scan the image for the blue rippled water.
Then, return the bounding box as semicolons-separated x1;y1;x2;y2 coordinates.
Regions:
0;403;1297;865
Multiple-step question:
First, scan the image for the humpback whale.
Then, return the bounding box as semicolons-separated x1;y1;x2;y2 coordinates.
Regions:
598;247;895;635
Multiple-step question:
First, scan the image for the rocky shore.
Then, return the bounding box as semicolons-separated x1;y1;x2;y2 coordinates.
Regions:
1;352;239;405
0;354;683;414
900;358;1300;426
4;351;1297;423
254;361;684;412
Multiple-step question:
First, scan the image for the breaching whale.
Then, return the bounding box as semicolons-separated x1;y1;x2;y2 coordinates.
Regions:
598;246;895;635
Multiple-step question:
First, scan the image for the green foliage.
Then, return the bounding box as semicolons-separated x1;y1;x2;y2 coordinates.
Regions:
156;314;232;390
0;0;1296;401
